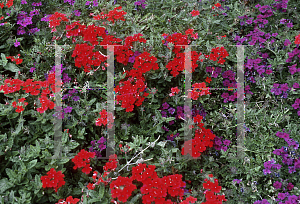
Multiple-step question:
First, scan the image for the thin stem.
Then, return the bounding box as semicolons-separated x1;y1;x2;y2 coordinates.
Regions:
117;135;160;173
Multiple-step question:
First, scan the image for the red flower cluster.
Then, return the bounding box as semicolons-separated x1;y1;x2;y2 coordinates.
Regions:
209;47;229;65
72;149;96;174
95;109;114;129
135;164;198;204
181;115;216;158
110;176;137;203
115;77;149;112
295;34;300;44
1;0;14;8
202;174;227;204
88;154;118;189
41;168;65;192
166;51;201;77
56;196;80;204
103;154;118;171
0;72;59;113
6;55;23;65
129;51;159;79
71;43;108;73
84;155;198;204
189;82;211;100
169;86;180;97
93;6;127;24
48;12;69;28
11;98;28;113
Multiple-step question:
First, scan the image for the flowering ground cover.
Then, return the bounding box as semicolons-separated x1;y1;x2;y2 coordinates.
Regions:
0;0;300;203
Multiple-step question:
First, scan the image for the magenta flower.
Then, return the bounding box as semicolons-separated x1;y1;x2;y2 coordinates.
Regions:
14;40;21;47
273;181;282;189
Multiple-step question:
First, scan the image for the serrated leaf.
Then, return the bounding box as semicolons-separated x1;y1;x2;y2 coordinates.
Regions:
3;62;20;73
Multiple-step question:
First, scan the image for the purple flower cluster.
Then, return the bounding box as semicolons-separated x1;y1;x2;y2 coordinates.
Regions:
272;0;289;12
264;130;300;176
286;47;300;63
288;64;300;75
134;0;147;9
270;83;290;98
221;70;239;103
41;14;51;22
128;51;141;63
206;66;222;78
64;0;75;6
213;136;231;152
17;11;40;35
32;2;42;6
167;133;180;141
291;98;300;116
89;137;106;158
263;159;281;175
85;0;98;7
73;10;81;17
232;179;242;184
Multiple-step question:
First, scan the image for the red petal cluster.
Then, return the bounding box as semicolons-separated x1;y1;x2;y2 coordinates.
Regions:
41;168;65;192
202;174;227;204
72;149;96;174
181;115;216;158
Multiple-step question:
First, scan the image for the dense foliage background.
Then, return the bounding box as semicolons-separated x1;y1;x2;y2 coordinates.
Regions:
0;0;300;203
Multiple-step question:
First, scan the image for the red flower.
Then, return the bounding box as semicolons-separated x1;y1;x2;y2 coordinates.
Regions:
190;10;200;17
215;3;221;7
41;168;65;192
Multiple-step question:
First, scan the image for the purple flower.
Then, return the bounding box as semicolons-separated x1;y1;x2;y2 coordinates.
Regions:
64;106;73;113
278;193;286;200
73;10;81;16
287;23;293;28
284;39;291;46
69;89;78;94
161;111;167;118
73;96;80;101
98;137;106;143
280;19;287;24
280;83;290;92
273;181;282;189
21;0;27;4
93;0;98;7
169;120;174;125
168;108;175;115
89;147;93;152
85;1;91;6
293;83;299;89
240;21;245;26
221;146;228;151
162;102;170;109
223;140;231;146
29;67;36;73
233;179;242;184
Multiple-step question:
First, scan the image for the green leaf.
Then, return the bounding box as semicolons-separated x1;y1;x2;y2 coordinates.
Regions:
157;141;167;148
0;178;13;193
98;184;104;199
1;53;7;66
3;62;20;73
27;159;37;169
6;169;17;182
